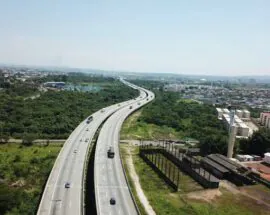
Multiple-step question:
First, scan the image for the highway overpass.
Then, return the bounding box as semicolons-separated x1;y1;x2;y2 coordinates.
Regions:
94;83;154;215
37;80;153;215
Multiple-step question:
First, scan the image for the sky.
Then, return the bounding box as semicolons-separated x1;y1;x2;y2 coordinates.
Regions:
0;0;269;76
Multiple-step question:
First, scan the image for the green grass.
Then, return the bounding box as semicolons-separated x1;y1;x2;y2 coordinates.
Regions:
123;145;270;215
0;143;61;215
121;110;184;140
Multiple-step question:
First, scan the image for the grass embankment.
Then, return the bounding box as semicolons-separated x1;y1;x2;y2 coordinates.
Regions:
121;145;270;215
122;90;229;155
121;110;183;140
120;145;148;215
0;143;61;215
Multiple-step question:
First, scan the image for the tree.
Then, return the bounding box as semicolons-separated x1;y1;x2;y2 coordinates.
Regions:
22;133;36;146
239;129;270;156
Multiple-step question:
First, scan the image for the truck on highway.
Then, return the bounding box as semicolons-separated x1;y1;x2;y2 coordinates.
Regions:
107;147;115;158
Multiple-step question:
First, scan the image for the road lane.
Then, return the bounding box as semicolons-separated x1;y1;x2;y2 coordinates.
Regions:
95;87;154;215
37;80;148;215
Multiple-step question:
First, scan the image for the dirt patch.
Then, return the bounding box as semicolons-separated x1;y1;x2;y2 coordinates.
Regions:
125;145;156;215
10;179;26;187
126;111;141;129
240;185;270;206
219;180;240;194
185;189;222;202
220;181;270;209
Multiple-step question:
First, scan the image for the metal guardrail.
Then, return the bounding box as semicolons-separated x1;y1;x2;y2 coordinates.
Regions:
116;91;153;215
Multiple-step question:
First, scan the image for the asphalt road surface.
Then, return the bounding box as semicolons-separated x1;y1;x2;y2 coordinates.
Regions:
37;80;150;215
94;86;154;215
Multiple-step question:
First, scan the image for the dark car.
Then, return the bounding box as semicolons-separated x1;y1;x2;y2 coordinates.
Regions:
65;182;70;188
110;198;116;205
107;147;115;158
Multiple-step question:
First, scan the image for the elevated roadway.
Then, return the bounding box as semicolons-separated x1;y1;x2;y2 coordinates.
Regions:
94;85;154;215
37;80;149;215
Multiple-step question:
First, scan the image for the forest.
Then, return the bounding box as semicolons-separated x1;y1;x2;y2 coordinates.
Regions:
0;74;138;141
0;73;138;214
239;128;270;156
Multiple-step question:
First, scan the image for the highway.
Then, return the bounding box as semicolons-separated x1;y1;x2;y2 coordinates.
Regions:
94;83;154;215
37;79;151;215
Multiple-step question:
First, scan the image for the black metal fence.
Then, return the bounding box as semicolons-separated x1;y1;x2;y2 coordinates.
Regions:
139;140;220;189
140;150;179;191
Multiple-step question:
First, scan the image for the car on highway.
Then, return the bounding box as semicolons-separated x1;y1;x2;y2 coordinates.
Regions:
85;138;89;142
87;116;93;124
86;128;89;131
110;198;116;205
107;147;115;158
129;106;132;109
137;102;140;105
65;182;70;188
73;149;77;153
101;109;105;113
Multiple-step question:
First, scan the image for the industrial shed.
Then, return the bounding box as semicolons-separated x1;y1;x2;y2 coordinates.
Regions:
201;157;230;179
207;154;238;171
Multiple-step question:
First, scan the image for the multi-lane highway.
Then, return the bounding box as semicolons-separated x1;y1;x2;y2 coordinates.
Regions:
37;79;152;215
94;84;154;215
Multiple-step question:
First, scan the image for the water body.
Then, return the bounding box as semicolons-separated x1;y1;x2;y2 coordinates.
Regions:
64;84;101;92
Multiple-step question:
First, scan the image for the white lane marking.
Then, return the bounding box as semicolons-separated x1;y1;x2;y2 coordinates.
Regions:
97;185;129;189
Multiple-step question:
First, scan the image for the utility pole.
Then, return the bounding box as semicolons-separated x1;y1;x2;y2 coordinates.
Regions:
227;109;236;158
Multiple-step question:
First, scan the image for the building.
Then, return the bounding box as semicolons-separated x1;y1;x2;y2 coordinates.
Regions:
264;153;270;164
242;110;250;119
236;154;254;162
217;108;250;138
216;108;223;120
221;113;249;137
260;112;270;129
44;82;65;88
236;110;243;118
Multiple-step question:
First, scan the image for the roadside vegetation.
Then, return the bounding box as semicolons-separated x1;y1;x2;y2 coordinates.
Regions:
122;81;228;155
238;128;270;156
124;79;270;156
121;145;270;215
0;74;138;140
0;143;61;215
0;73;139;214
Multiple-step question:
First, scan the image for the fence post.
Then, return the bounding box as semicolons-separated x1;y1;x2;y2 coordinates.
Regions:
154;152;157;166
168;160;171;180
177;168;180;190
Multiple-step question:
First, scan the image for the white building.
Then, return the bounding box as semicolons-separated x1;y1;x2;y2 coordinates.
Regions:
242;110;250;119
236;110;243;118
264;153;270;164
260;112;270;129
236;154;254;162
218;108;250;138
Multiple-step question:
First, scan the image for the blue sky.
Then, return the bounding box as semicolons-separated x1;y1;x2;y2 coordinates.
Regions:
0;0;269;75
